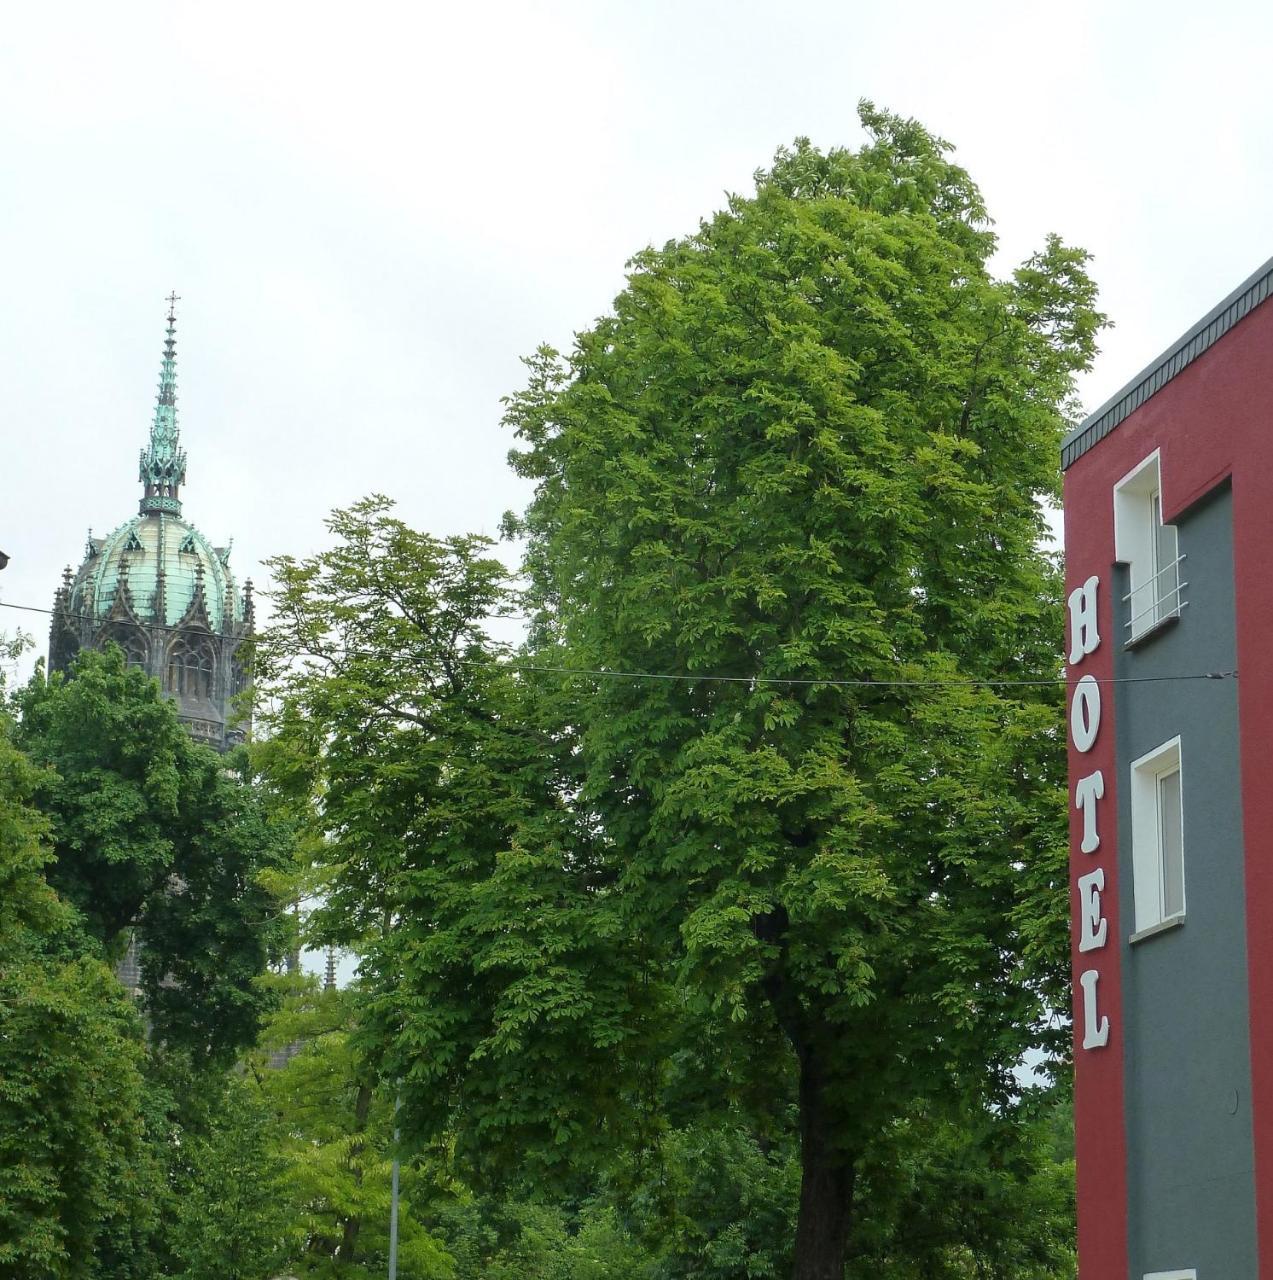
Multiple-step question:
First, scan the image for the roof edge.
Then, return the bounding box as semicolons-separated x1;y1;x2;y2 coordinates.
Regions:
1061;252;1273;470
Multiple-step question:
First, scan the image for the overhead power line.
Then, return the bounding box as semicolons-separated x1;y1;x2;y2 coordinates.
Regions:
0;598;1238;690
0;597;249;641
504;660;1238;689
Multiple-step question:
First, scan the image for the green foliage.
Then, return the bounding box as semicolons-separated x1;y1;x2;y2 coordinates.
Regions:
14;646;292;1061
254;107;1098;1278
165;1076;291;1280
621;1119;799;1280
1;644;295;1275
14;646;189;941
255;501;655;1187
0;716;158;1278
846;1095;1076;1279
253;488;1082;1279
139;747;294;1061
437;1197;655;1280
428;1100;1073;1280
0;704;61;943
247;975;451;1278
0;627;33;698
0;952;158;1278
4;107;1095;1278
503;103;1102;1272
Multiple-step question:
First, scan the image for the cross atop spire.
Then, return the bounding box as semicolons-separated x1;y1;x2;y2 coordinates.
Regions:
139;294;187;517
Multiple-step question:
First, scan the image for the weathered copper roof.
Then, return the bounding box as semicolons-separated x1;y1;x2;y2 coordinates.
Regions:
69;512;239;632
62;298;243;636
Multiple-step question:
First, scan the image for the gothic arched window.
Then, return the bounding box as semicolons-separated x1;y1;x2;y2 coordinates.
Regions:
101;625;148;671
166;634;217;700
229;644;250;698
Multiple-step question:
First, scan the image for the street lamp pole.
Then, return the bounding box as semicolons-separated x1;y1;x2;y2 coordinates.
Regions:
388;1091;400;1280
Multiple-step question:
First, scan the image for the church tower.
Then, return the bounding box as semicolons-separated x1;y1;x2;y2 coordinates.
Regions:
49;297;253;751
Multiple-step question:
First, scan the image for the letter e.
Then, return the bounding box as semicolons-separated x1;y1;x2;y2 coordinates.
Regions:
1078;868;1108;952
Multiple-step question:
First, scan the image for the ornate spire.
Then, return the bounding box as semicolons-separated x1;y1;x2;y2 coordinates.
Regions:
138;293;187;517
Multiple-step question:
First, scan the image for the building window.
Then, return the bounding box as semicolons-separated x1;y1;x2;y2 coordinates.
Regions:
167;635;217;700
1130;737;1185;936
1114;451;1184;642
1144;1271;1196;1280
102;625;148;670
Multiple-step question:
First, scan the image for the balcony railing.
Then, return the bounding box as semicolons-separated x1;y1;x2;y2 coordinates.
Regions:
1124;553;1187;638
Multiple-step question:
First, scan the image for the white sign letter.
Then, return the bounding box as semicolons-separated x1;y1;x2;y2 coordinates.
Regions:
1068;575;1101;664
1070;675;1102;753
1077;868;1108;953
1075;770;1105;854
1079;968;1110;1049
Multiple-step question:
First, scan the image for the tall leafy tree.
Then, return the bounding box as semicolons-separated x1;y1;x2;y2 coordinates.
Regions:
0;698;158;1278
13;647;292;1062
254;502;652;1187
502;104;1101;1278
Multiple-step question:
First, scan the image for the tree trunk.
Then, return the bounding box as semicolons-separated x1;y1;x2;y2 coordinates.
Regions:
791;1046;856;1280
336;1079;374;1262
755;905;857;1279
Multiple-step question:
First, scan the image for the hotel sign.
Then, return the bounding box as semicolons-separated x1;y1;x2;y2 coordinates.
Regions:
1069;574;1110;1051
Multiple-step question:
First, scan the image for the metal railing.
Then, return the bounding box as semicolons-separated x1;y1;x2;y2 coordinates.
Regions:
1124;553;1187;634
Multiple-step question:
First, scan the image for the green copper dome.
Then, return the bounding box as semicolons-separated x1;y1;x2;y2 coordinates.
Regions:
49;295;253;754
71;514;240;632
62;294;242;632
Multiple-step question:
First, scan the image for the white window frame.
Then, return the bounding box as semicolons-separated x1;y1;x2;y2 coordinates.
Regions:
1144;1270;1196;1280
1114;450;1184;641
1130;736;1186;937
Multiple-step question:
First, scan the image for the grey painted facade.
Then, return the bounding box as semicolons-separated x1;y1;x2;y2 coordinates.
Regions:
1113;483;1256;1277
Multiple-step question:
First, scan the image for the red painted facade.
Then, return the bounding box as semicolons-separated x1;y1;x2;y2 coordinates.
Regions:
1064;449;1129;1276
1065;289;1273;1276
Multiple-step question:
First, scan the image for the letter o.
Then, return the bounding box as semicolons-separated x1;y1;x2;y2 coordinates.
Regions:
1070;675;1101;753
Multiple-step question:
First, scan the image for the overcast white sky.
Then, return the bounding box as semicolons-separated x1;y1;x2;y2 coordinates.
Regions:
4;0;1273;658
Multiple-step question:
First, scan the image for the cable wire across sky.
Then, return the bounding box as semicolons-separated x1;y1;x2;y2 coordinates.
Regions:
0;598;1239;690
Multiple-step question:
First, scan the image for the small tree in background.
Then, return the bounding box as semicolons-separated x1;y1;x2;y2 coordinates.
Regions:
245;974;452;1278
14;647;293;1063
165;1077;291;1280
